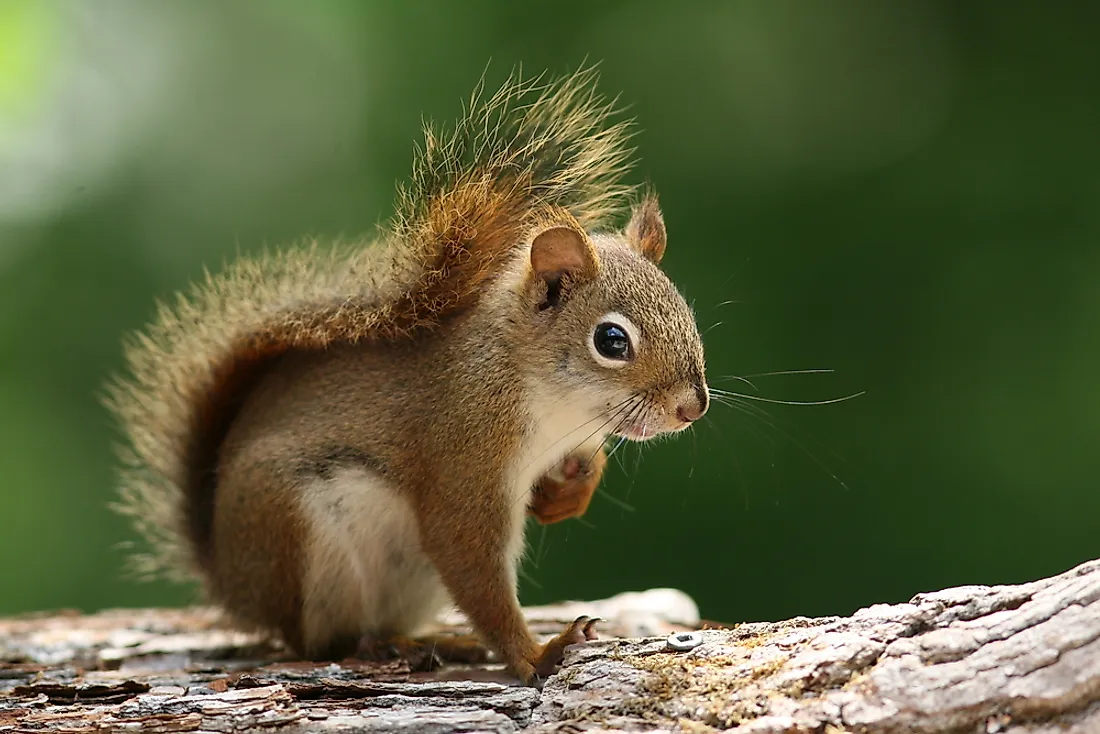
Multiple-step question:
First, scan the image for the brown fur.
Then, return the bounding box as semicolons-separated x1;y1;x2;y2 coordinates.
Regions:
208;455;307;652
104;66;709;684
105;67;635;581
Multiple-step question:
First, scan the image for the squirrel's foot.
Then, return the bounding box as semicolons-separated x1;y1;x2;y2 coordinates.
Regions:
529;448;607;524
530;615;601;680
355;633;490;672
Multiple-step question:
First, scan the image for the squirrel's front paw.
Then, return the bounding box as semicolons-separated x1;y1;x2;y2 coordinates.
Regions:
529;448;607;524
531;615;601;679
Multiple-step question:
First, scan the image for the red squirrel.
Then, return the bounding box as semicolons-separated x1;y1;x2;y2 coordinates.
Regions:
106;68;709;684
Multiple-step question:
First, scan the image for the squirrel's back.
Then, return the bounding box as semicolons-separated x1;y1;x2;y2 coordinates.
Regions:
104;67;637;584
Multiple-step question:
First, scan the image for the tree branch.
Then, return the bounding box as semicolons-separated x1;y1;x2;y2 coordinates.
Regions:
2;561;1098;733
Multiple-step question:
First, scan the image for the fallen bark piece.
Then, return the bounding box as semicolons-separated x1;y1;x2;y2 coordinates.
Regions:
0;563;1097;733
11;678;150;702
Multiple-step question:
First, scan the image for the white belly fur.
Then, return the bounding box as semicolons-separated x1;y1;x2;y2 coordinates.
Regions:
298;467;452;650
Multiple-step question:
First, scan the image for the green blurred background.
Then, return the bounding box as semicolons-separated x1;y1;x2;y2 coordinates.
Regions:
2;1;1098;626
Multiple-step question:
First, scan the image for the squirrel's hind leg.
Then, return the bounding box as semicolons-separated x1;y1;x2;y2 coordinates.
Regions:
208;456;313;654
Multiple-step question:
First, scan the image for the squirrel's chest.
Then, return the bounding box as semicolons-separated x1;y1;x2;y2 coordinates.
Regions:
510;390;600;501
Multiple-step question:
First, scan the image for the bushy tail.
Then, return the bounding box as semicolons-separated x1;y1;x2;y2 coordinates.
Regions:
104;65;638;583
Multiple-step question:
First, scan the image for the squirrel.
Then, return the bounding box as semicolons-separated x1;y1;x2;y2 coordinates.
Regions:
104;67;710;685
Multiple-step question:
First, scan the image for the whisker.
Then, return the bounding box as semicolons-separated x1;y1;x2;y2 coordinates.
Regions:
631;408;649;475
738;368;836;379
517;567;543;590
596;488;636;514
581;424;631;470
516;394;636;480
712;400;778;454
512;396;641;514
605;434;630;462
612;393;648;435
710;388;865;407
715;397;851;491
702;320;725;337
702;414;753;511
517;389;659;523
689;423;696;479
600;393;648;476
598;395;649;504
712;375;759;392
529;523;549;570
712;394;774;422
569;399;637;457
610;391;652;507
575;394;645;478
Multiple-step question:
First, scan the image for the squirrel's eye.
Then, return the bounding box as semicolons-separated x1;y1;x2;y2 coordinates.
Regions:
593;322;632;361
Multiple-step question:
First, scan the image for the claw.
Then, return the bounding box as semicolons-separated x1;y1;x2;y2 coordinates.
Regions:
531;614;602;679
567;615;592;640
563;615;601;644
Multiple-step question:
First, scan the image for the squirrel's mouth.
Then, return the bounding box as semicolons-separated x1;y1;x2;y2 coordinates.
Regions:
615;422;657;441
614;415;692;441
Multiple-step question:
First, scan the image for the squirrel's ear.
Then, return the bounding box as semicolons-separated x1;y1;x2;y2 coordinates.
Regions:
625;195;667;264
529;225;599;283
529;224;599;310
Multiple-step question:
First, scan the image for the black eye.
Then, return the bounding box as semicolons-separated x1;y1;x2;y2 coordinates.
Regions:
593;322;632;360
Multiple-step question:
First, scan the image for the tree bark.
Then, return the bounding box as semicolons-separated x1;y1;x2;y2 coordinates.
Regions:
1;560;1098;733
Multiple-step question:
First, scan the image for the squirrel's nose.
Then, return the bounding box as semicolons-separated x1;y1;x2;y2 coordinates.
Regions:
676;384;709;424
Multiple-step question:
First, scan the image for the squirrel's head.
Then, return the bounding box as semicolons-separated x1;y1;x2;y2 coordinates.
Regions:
518;197;708;441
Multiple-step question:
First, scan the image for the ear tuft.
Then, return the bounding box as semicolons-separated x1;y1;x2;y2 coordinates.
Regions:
530;225;599;283
625;194;667;263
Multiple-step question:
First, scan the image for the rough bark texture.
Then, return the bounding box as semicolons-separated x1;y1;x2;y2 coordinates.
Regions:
2;561;1098;733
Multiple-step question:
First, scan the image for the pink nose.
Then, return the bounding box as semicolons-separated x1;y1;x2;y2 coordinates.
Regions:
676;386;709;423
677;404;702;423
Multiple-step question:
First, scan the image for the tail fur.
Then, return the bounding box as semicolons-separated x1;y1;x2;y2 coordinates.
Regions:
104;65;637;584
